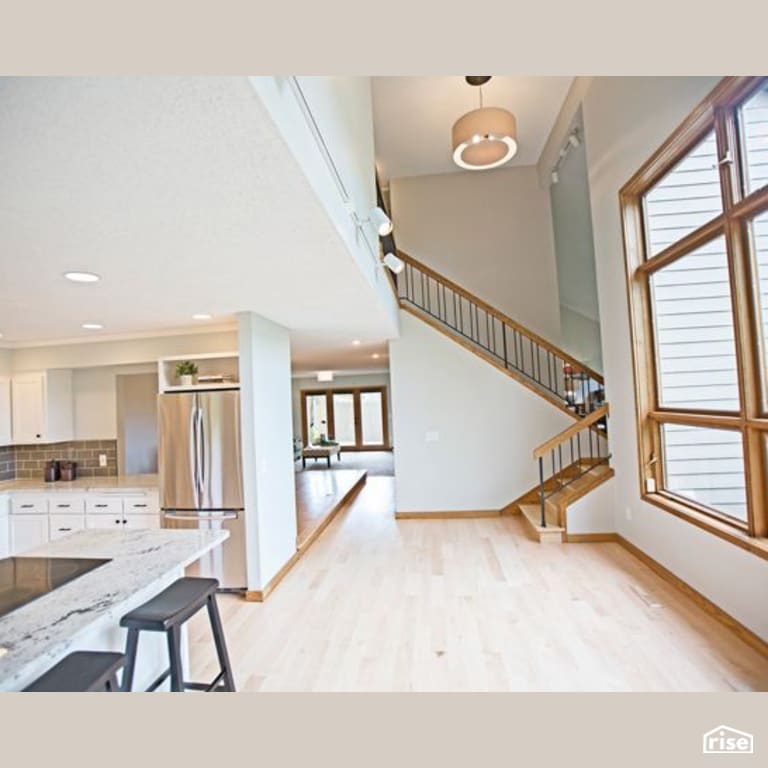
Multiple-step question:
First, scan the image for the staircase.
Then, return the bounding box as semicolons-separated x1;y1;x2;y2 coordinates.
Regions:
394;250;613;542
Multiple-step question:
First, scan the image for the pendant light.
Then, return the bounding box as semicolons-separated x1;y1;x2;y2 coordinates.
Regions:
452;76;518;171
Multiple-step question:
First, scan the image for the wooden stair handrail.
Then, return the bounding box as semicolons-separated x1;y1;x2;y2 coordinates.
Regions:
533;405;609;459
396;249;604;385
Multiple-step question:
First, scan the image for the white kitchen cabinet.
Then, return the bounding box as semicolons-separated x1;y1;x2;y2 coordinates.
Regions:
11;370;73;445
123;513;160;530
49;514;86;541
10;514;49;554
0;377;11;446
0;495;9;559
49;496;87;515
85;515;125;530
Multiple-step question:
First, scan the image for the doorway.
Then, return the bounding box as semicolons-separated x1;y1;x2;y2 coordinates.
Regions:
300;386;390;451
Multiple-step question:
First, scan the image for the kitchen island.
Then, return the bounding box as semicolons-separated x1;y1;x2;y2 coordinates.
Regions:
0;527;228;691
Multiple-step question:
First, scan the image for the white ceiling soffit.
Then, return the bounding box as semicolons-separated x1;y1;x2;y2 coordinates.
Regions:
372;76;574;183
0;77;395;351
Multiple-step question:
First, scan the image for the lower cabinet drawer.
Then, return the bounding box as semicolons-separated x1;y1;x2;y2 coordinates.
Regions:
123;495;160;515
11;496;48;515
85;497;124;516
49;497;87;515
49;514;86;541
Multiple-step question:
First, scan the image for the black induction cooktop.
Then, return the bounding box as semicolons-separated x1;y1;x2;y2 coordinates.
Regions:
0;557;111;620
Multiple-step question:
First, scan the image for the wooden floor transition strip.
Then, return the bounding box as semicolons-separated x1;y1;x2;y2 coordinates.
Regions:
244;472;368;602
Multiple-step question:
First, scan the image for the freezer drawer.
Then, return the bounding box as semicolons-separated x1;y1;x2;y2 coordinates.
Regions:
162;510;245;591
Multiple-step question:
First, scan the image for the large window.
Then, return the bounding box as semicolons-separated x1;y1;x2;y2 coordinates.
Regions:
621;77;768;556
300;387;390;451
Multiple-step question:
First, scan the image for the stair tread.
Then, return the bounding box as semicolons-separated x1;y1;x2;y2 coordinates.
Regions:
519;503;564;532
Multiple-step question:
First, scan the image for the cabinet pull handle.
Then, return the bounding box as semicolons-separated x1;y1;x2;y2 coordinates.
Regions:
20;504;34;509
58;527;72;532
95;504;108;508
133;504;147;508
57;504;71;508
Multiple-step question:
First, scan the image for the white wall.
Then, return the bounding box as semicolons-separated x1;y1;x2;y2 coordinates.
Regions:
579;76;768;641
0;349;11;375
567;478;615;535
390;312;572;512
391;166;562;342
250;76;399;336
73;363;157;440
291;371;393;444
238;312;297;591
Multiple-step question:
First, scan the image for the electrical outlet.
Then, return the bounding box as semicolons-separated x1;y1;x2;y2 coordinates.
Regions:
98;454;107;467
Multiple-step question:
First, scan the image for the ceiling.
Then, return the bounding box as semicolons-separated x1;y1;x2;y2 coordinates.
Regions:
0;77;396;367
372;76;573;184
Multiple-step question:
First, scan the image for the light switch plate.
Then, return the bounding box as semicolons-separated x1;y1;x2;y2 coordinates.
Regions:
99;454;107;467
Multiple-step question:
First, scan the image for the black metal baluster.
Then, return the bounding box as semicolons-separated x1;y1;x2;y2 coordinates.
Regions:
539;457;546;528
558;444;563;488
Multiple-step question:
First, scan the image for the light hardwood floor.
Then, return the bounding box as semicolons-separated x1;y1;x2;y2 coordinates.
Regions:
188;477;768;691
295;468;366;547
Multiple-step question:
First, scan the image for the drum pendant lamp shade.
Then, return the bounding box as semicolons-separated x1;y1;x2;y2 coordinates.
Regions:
452;107;518;170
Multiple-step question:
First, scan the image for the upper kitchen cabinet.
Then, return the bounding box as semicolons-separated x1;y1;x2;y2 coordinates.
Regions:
11;370;74;445
0;376;11;445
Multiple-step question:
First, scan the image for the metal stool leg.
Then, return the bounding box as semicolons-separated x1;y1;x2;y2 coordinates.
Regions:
206;594;236;692
121;628;139;692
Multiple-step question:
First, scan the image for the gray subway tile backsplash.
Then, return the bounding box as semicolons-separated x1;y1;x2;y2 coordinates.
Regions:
0;439;119;480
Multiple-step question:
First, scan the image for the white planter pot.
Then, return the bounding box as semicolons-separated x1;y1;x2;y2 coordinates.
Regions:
179;375;194;386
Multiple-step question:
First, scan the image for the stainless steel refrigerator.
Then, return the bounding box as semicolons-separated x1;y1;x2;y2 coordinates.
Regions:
158;389;246;591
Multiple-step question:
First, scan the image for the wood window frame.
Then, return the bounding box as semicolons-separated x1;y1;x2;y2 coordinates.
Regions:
620;76;768;560
300;386;391;452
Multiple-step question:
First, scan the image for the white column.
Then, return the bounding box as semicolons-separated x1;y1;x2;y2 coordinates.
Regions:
237;312;297;592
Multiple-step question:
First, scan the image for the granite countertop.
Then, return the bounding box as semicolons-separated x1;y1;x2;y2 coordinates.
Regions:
0;473;159;493
0;528;228;691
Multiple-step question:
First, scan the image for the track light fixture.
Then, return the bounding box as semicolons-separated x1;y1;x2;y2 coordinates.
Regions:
551;170;559;184
349;205;393;237
382;252;405;274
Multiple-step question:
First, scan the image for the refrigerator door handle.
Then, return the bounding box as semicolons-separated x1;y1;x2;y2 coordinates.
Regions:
198;405;206;500
189;402;200;504
164;512;238;521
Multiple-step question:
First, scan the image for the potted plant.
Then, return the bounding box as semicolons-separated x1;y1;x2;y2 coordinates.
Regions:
175;360;198;387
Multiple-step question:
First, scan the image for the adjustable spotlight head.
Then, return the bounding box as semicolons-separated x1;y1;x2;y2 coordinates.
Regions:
369;206;393;236
382;252;405;274
568;131;581;148
551;170;559;184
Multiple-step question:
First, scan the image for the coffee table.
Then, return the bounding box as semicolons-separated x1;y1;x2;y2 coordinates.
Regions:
301;444;341;469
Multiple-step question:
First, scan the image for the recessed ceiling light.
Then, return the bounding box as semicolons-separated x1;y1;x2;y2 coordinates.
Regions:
64;271;101;283
372;353;381;359
82;323;103;330
192;314;212;320
352;339;361;346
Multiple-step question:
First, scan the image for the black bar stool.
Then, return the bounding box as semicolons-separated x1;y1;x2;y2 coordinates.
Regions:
24;651;125;692
119;577;235;692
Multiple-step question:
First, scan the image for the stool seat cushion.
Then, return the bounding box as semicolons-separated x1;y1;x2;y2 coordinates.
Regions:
24;651;125;692
120;577;219;632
